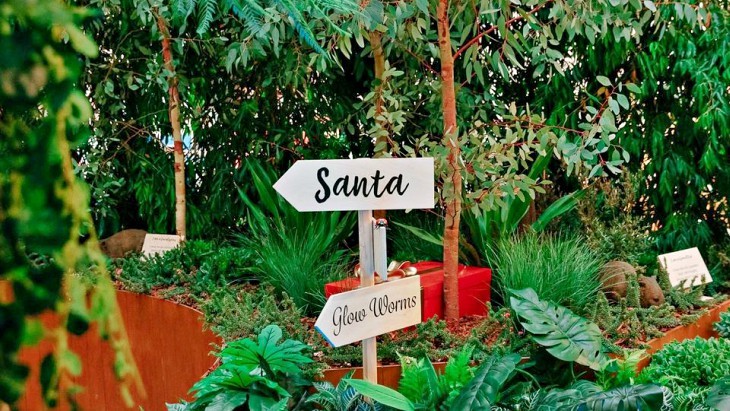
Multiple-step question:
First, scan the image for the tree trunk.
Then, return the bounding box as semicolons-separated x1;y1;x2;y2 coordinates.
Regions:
370;31;388;220
156;15;186;240
437;0;461;321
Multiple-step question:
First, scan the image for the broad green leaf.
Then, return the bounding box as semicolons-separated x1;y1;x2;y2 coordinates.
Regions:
573;384;666;410
706;377;730;410
448;354;520;410
510;288;608;370
596;76;612;87
345;379;415;411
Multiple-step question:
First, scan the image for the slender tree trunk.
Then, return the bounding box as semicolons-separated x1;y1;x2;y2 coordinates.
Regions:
370;31;388;220
437;0;461;320
156;14;186;240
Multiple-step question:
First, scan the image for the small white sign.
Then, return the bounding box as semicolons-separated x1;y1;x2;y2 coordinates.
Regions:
141;234;181;257
658;247;712;288
273;158;434;212
315;276;421;347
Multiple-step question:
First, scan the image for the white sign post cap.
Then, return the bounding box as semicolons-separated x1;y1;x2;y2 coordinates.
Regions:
273;158;434;212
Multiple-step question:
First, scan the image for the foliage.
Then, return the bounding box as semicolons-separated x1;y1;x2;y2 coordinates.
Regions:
621;3;730;251
346;353;520;411
510;288;608;371
397;346;476;410
494;233;602;313
639;337;730;409
448;353;522;410
77;0;369;239
169;325;312;411
237;161;355;314
715;312;730;339
534;381;669;411
577;175;653;266
388;211;443;264
705;377;730;411
307;371;384;411
0;0;139;406
111;240;254;295
201;286;310;343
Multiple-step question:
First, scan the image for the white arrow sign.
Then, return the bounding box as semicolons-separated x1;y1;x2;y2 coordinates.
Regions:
315;276;422;347
273;158;434;212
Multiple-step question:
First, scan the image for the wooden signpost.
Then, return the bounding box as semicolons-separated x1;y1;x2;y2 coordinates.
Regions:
274;158;434;383
658;247;713;288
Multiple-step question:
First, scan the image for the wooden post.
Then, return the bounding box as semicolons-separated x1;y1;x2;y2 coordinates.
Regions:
373;219;388;282
358;210;377;383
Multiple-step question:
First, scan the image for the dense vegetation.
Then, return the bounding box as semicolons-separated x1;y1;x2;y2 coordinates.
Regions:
1;0;729;409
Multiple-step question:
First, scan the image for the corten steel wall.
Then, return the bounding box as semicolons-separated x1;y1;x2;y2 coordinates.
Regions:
0;283;220;410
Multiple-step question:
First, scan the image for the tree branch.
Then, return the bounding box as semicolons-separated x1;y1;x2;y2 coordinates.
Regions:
454;1;551;60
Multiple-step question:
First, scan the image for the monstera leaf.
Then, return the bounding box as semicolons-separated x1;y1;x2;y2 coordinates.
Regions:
510;288;608;370
448;353;521;410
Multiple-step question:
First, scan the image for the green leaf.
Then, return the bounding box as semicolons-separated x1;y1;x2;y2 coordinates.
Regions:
643;0;656;11
532;190;586;232
573;384;666;410
449;353;521;410
706;377;730;410
345;379;415;411
617;94;630;110
206;391;249;411
596;76;612;87
509;288;608;370
64;24;99;58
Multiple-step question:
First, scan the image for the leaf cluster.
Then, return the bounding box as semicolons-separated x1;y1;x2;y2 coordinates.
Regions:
168;324;313;411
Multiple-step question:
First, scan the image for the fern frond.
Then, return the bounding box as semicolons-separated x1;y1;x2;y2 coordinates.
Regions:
196;0;217;35
273;0;327;55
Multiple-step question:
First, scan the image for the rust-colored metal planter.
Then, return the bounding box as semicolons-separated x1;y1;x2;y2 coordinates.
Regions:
1;283;220;411
636;299;730;371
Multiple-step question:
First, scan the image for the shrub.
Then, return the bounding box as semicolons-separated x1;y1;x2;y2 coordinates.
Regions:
715;312;730;339
238;161;355;315
111;240;254;295
491;232;602;313
639;337;730;408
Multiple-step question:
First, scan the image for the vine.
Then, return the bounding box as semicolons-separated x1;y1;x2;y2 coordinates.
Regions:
0;0;140;408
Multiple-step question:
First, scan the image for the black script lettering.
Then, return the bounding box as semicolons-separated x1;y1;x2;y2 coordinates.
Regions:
315;167;330;203
314;168;410;203
371;170;387;197
332;305;366;336
384;174;410;195
332;175;348;196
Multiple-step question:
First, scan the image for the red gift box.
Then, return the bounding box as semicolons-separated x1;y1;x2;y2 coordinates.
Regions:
324;261;491;321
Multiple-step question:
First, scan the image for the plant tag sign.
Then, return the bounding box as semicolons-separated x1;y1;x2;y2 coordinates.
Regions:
141;234;181;257
658;247;712;288
273;158;434;212
315;276;421;347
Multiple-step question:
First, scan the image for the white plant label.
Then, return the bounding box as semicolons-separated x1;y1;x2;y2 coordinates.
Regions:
658;247;712;288
142;234;181;257
315;276;421;347
273;158;434;212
